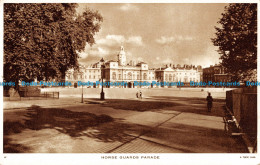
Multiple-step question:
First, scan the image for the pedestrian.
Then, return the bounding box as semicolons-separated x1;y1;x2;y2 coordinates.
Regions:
139;91;142;99
136;91;139;98
206;92;213;112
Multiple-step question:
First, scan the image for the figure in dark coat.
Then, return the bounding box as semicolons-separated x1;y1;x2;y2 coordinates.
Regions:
206;92;213;112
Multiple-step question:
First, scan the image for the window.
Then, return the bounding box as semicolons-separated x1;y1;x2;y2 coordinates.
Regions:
119;74;121;80
73;73;77;80
143;73;147;80
112;72;116;80
127;72;132;80
89;75;91;79
169;74;172;81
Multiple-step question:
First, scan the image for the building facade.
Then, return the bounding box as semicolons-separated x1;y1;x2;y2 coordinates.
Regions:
66;46;156;88
203;64;231;83
66;46;203;88
155;64;202;87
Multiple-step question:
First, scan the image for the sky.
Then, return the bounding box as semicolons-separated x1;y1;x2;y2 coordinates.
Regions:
77;3;228;68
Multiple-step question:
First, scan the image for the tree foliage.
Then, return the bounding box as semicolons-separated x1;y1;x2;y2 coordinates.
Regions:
4;3;103;88
212;3;257;81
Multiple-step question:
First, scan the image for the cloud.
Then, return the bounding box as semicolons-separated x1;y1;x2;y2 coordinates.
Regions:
162;58;174;64
156;36;175;45
79;34;143;61
156;35;193;45
90;47;110;57
137;57;143;62
126;36;143;46
119;4;139;11
79;45;110;59
96;35;143;47
96;35;125;46
78;51;89;59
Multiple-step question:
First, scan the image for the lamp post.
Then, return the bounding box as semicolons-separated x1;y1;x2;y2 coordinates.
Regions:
81;84;83;103
100;58;105;100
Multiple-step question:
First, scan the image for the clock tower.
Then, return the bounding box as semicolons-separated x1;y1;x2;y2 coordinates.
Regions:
118;46;126;66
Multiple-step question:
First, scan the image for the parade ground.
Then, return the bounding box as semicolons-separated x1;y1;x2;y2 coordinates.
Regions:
3;88;247;153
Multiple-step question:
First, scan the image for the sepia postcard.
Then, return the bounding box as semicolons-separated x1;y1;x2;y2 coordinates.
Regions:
0;0;259;165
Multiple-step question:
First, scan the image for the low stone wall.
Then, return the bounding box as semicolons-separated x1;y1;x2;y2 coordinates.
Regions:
226;87;257;143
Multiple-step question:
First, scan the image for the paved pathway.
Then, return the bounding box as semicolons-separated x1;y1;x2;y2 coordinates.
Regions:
3;97;248;153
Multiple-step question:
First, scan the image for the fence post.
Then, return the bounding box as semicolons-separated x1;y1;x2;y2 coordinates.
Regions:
58;92;59;99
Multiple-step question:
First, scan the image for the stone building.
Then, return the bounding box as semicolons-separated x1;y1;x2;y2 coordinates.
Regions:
155;64;203;87
66;46;156;88
66;46;204;88
203;64;231;83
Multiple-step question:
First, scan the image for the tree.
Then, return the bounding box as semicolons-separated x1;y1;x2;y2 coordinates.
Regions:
4;3;103;89
212;4;257;81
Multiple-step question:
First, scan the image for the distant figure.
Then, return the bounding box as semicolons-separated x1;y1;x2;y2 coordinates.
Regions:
136;91;139;98
139;91;142;99
206;92;213;112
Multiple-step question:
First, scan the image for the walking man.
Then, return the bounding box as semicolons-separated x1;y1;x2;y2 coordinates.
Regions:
206;92;213;112
139;91;142;99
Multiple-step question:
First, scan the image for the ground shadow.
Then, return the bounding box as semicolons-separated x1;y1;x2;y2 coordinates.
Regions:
101;99;182;111
148;96;226;117
4;121;30;153
100;97;225;117
150;96;225;103
4;136;30;153
4;105;147;152
141;122;248;153
4;104;248;153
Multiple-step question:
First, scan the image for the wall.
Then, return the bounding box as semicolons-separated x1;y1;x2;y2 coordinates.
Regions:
226;87;257;143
